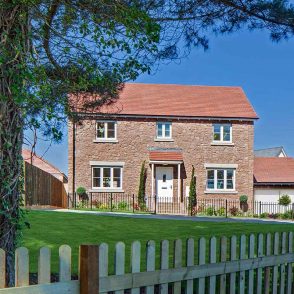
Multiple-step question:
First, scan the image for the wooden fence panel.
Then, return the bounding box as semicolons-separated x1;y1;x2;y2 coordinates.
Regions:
186;238;194;294
59;245;71;282
0;250;5;289
38;247;51;284
1;232;294;294
15;247;29;287
198;237;206;294
286;232;293;294
160;240;169;294
131;241;140;294
146;241;155;294
24;162;66;208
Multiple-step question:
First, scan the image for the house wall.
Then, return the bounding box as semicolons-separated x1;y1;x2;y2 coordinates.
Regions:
254;187;294;202
68;118;255;201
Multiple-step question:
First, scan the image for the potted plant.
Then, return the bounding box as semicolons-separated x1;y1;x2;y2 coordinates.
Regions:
239;195;248;212
76;186;88;201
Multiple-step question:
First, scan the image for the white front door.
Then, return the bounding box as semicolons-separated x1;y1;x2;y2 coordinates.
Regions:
156;167;173;200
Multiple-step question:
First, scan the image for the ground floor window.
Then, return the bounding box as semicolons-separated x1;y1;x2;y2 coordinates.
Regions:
92;166;123;189
206;168;235;191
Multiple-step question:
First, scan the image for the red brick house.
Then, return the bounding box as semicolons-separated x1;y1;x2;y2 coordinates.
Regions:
68;83;258;203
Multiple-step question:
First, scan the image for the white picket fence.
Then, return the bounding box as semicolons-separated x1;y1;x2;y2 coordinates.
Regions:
0;232;293;293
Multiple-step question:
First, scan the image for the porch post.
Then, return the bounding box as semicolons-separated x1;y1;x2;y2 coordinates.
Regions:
151;163;154;200
177;163;181;201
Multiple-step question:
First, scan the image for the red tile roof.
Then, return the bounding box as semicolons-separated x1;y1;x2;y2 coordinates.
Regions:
149;150;183;161
254;157;294;184
70;83;258;119
22;149;65;181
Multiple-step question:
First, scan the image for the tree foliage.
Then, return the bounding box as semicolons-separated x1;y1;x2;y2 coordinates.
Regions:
189;165;197;215
138;161;146;209
2;0;294;285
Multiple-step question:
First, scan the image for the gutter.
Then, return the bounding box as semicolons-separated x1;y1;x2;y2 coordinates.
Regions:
72;112;258;122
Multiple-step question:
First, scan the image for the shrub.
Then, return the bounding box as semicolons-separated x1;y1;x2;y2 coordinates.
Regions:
260;212;269;218
278;195;291;206
92;200;102;209
117;201;128;210
229;206;239;216
99;203;109;210
239;195;248;203
188;166;197;215
205;206;215;216
281;210;292;219
77;200;88;209
216;207;226;216
138;161;147;208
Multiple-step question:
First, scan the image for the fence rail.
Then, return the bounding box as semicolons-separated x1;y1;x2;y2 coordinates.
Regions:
0;231;293;293
69;192;294;218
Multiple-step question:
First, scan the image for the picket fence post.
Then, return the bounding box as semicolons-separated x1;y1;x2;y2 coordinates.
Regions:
79;245;99;294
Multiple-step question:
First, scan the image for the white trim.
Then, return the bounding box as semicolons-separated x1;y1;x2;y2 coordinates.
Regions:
150;160;183;165
90;189;124;193
154;138;174;142
96;120;117;141
90;161;125;166
204;190;238;194
156;122;172;139
151;163;154;197
205;168;236;192
93;139;118;143
91;166;123;190
211;142;234;146
204;163;238;168
177;163;181;201
213;124;232;143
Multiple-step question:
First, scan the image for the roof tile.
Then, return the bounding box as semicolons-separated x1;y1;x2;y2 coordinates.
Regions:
254;157;294;183
70;83;258;119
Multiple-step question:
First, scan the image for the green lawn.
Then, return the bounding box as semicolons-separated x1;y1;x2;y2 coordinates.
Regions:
23;210;294;274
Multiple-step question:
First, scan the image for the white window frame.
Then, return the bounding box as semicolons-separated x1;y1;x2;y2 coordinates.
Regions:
92;166;123;190
213;124;232;143
96;121;117;141
156;122;172;139
206;168;236;191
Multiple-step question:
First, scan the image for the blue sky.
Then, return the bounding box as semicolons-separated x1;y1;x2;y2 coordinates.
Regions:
25;28;294;175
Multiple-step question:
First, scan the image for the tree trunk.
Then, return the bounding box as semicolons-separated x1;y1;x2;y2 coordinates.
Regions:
0;2;27;286
0;100;23;286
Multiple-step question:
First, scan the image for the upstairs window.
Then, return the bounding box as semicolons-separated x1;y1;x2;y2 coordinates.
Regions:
213;124;232;143
96;121;117;141
206;168;235;191
156;122;172;139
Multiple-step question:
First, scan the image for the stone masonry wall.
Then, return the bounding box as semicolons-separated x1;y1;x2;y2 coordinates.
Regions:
68;118;254;201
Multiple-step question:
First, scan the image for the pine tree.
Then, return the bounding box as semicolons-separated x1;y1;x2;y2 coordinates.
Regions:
189;166;197;215
138;161;146;209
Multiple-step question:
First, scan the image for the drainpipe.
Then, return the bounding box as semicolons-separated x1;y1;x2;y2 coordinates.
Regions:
72;118;76;204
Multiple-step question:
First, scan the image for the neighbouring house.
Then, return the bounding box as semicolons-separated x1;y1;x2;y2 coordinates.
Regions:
22;149;68;207
254;157;294;203
68;83;258;205
254;146;287;158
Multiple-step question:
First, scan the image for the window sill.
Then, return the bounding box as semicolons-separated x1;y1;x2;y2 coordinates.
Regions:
154;138;174;142
211;142;234;146
93;139;118;143
89;189;124;193
204;190;238;194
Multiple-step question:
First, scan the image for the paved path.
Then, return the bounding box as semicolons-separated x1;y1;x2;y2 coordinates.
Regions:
39;208;294;225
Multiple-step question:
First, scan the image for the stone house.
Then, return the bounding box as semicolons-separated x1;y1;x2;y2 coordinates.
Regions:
68;83;258;203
